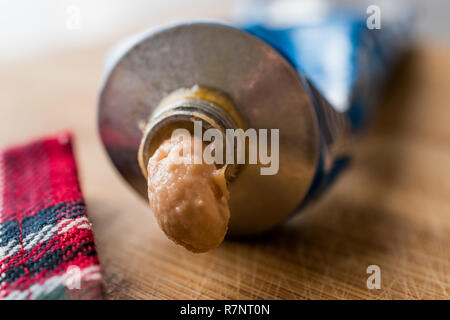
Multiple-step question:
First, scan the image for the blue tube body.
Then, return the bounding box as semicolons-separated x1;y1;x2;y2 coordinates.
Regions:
236;1;413;205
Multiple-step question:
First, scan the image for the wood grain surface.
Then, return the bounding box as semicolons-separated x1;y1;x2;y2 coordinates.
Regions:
0;42;449;299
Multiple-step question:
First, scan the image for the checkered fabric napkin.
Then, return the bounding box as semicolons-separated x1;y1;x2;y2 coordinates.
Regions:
0;133;103;299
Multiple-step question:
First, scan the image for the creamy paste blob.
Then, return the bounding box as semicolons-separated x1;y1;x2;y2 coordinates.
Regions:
147;132;230;253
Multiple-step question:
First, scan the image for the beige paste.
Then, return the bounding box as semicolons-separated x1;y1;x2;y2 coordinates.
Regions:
147;131;230;253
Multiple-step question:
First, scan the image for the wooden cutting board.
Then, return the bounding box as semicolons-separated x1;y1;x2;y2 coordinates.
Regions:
0;41;449;299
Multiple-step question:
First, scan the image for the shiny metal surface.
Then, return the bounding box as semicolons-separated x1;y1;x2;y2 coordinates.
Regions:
138;96;240;180
98;23;320;235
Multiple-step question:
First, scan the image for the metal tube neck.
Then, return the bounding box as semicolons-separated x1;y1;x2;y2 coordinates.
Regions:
138;87;243;180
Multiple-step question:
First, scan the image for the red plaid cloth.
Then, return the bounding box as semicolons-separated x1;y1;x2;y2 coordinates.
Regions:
0;133;103;299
